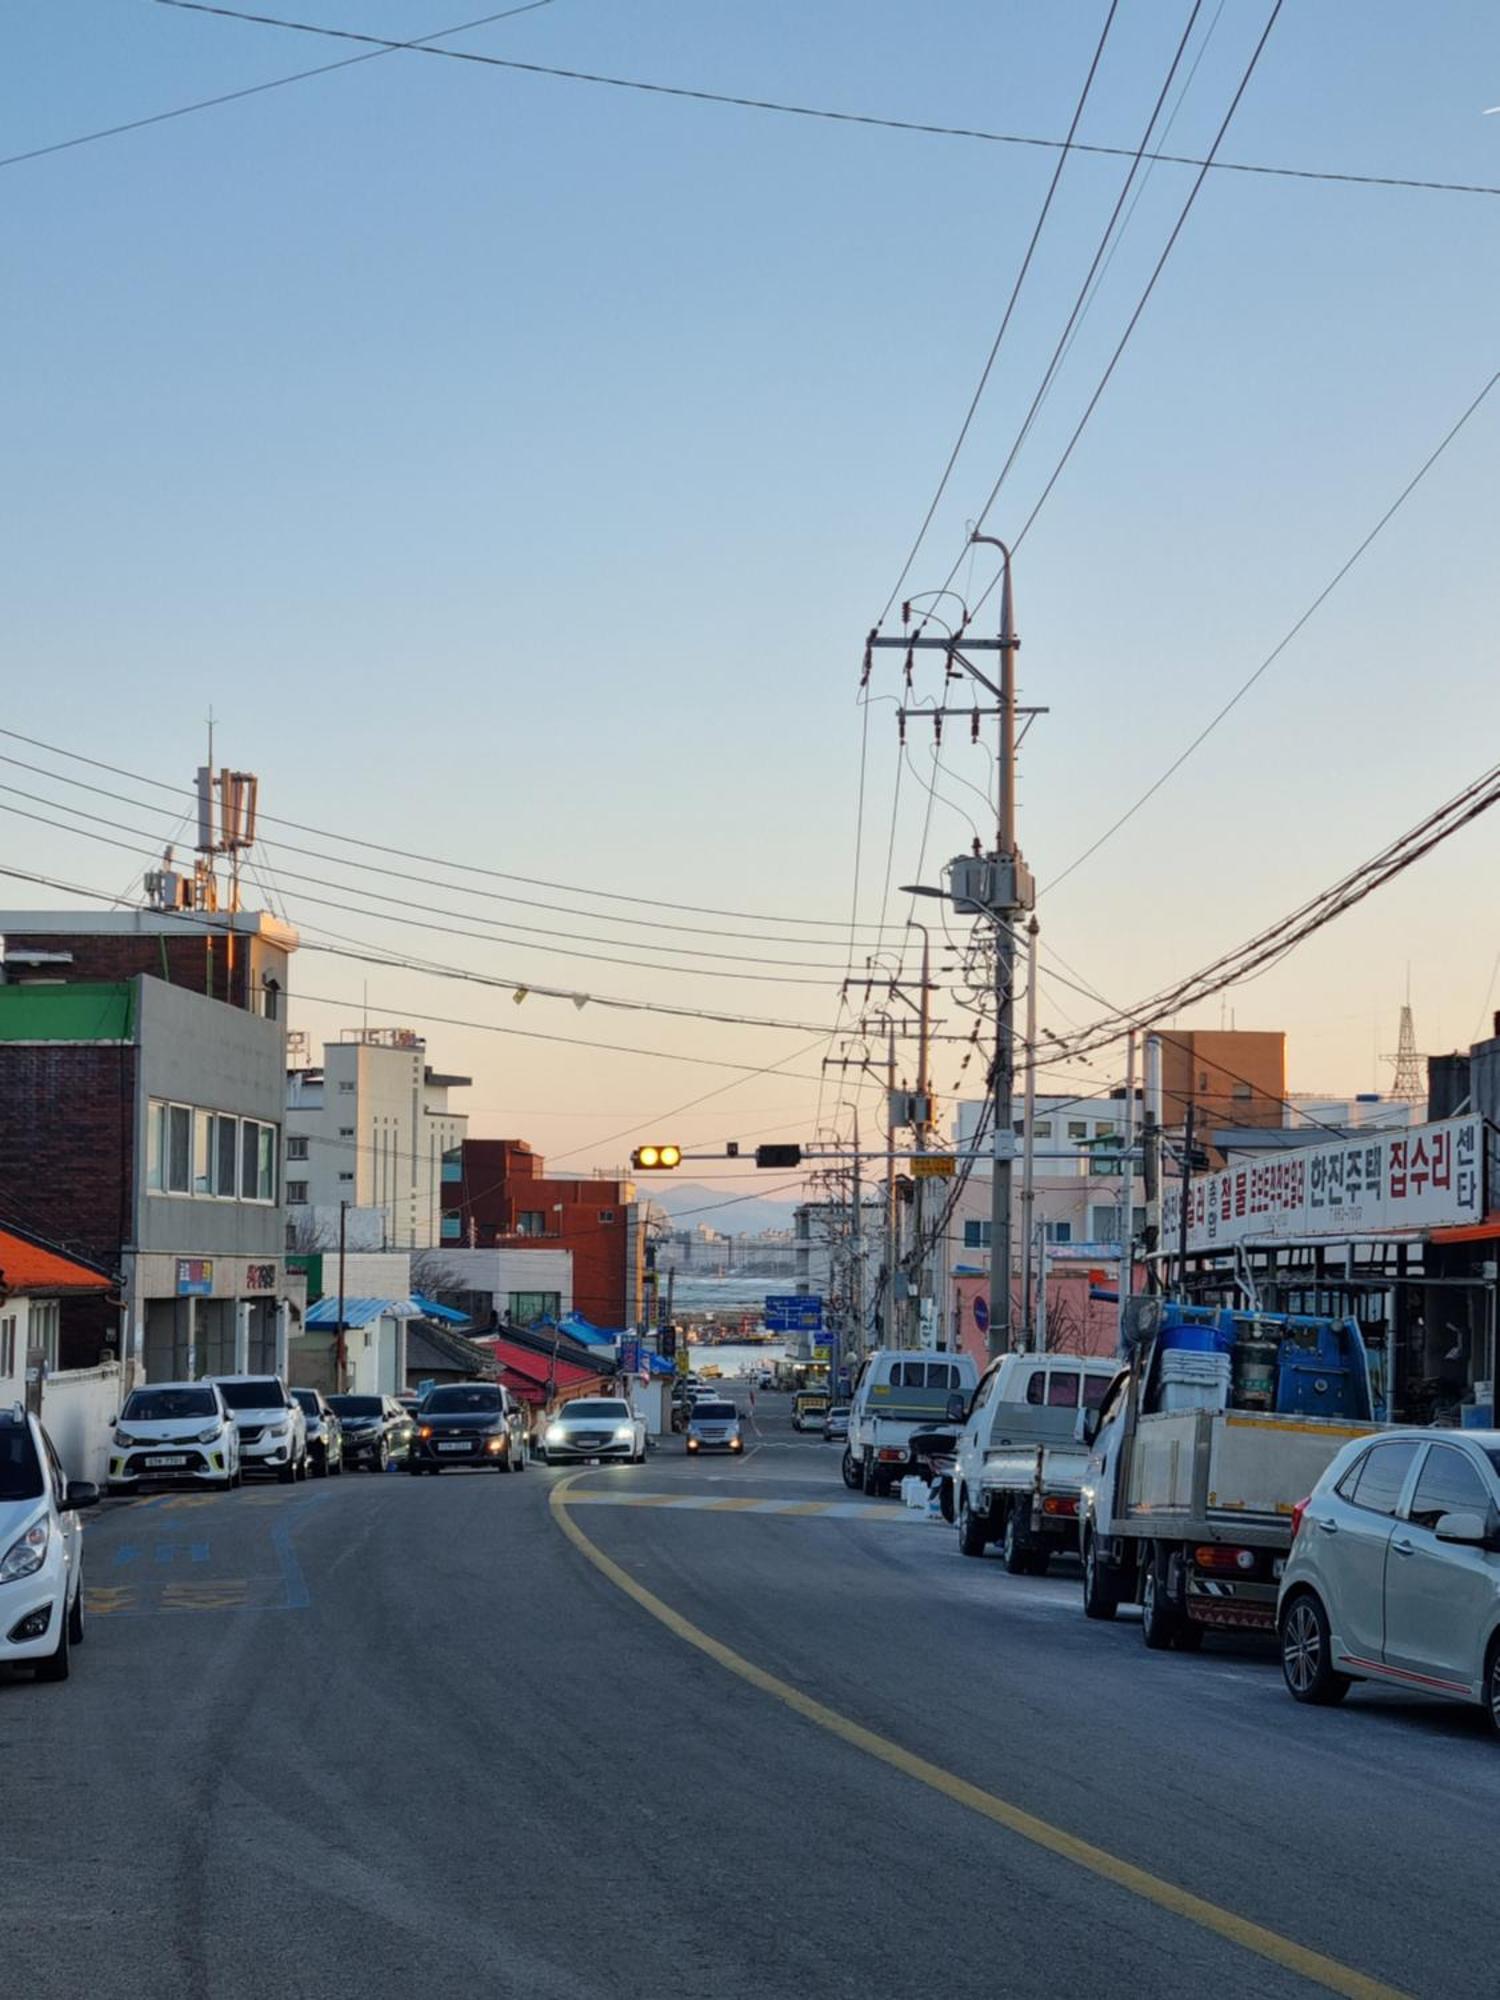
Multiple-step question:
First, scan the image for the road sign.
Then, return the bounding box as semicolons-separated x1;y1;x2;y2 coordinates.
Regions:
764;1295;823;1333
972;1296;990;1335
912;1155;956;1180
618;1337;641;1374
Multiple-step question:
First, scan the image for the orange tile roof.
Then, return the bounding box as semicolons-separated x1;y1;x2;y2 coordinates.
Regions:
0;1229;113;1296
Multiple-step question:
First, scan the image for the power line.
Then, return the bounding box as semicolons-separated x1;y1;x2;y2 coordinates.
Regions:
1042;362;1500;894
877;0;1122;624
144;0;1500;203
0;2;554;171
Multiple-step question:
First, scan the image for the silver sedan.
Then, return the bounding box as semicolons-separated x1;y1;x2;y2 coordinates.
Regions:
539;1398;647;1465
686;1400;744;1456
1278;1426;1500;1728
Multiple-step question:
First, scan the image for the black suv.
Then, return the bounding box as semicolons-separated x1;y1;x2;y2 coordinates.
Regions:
327;1394;412;1472
408;1383;527;1474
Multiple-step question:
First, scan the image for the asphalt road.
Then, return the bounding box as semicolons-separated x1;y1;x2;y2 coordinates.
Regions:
5;1389;1497;1998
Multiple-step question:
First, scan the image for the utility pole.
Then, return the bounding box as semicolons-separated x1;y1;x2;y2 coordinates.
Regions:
850;1111;865;1360
1177;1101;1196;1294
979;535;1021;1358
1019;916;1040;1351
884;1025;900;1348
336;1197;349;1392
911;922;933;1349
1143;1035;1163;1295
1117;1031;1136;1353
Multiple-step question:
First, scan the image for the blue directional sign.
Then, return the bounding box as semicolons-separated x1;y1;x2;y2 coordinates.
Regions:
764;1295;823;1333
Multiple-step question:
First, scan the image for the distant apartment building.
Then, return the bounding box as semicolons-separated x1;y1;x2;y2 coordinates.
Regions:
440;1138;642;1330
284;1028;469;1251
0;907;299;1388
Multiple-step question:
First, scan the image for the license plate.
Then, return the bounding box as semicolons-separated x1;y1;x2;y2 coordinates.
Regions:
145;1454;189;1468
438;1442;471;1453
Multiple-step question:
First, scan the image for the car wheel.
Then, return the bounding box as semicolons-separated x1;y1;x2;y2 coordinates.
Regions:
957;1491;988;1558
1485;1639;1500;1737
1082;1533;1119;1621
1141;1551;1183;1650
1280;1590;1349;1705
841;1449;862;1491
1001;1505;1030;1576
375;1440;389;1474
312;1447;328;1479
68;1572;85;1646
277;1458;296;1484
515;1443;527;1472
34;1604;70;1682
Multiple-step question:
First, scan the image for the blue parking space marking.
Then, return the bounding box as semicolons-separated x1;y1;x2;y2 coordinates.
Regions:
270;1513;311;1611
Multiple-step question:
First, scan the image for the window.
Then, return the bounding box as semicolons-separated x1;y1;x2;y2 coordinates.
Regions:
287;1181;309;1206
441;1149;463;1184
1083;1372;1115;1409
598;1209;616;1225
216;1114;239;1197
337;1079;356;1093
287;1135;309;1161
338;1171;354;1183
29;1301;59;1374
339;1127;354;1139
1232;1081;1252;1101
1044;1221;1073;1244
517;1211;547;1237
1408;1445;1491;1530
1034;1121;1052;1138
193;1108;212;1196
257;1124;275;1202
0;1315;15;1381
508;1291;560;1325
168;1104;192;1193
441;1215;462;1241
1046;1372;1080;1408
146;1100;166;1191
1023;1369;1046;1405
1068;1121;1088;1140
1344;1439;1422;1517
1089;1206;1122;1243
963;1220;993;1249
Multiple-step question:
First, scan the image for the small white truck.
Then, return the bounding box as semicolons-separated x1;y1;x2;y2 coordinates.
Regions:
844;1349;978;1497
946;1352;1119;1573
1076;1299;1379;1647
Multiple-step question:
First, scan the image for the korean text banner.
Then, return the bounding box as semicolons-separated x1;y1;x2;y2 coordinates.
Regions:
1160;1116;1482;1254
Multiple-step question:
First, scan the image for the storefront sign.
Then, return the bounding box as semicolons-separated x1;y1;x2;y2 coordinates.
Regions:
245;1263;277;1293
175;1258;214;1297
1162;1115;1483;1254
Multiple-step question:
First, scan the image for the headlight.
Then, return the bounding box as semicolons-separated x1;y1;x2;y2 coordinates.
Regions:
546;1425;566;1443
113;1427;137;1448
268;1420;290;1438
194;1425;222;1445
613;1425;635;1442
0;1520;49;1584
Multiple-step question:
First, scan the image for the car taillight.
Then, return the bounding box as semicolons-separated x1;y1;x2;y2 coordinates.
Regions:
1041;1496;1078;1518
1195;1545;1257;1573
1290;1496;1310;1544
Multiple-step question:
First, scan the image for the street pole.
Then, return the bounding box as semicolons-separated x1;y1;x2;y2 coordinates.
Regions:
913;923;932;1349
1177;1101;1196;1295
1036;1219;1048;1351
884;1025;900;1349
851;1110;864;1361
1143;1035;1163;1295
336;1197;349;1393
977;537;1020;1358
1118;1031;1136;1352
1020;916;1039;1352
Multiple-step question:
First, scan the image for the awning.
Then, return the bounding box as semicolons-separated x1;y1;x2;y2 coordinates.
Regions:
303;1296;425;1330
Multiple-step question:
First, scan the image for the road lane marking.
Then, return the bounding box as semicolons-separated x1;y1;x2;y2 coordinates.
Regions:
550;1476;1405;2000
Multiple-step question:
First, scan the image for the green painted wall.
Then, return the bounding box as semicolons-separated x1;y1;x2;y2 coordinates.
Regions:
0;981;135;1041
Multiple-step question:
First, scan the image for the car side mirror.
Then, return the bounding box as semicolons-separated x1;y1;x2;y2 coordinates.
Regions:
1435;1509;1488;1545
65;1481;100;1511
1075;1407;1101;1446
945;1394;967;1423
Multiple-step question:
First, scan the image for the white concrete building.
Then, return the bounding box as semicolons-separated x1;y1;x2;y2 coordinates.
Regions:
414;1246;574;1328
284;1029;469;1251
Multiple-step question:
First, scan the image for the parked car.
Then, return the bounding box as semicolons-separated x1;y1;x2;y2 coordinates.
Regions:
208;1376;309;1484
408;1383;527;1474
686;1399;744;1455
291;1389;344;1479
1278;1427;1500;1726
822;1405;850;1443
540;1398;647;1465
327;1394;413;1472
1;1403;98;1681
107;1381;240;1493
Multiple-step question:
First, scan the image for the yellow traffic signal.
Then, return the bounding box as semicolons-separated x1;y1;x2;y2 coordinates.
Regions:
633;1143;683;1170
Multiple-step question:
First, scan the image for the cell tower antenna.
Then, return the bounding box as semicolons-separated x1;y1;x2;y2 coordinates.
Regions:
1386;987;1425;1101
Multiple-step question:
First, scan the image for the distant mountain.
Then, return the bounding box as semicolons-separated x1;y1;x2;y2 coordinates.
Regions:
645;1181;800;1237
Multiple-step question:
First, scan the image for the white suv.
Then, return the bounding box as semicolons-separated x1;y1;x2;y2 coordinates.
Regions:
0;1404;98;1682
207;1376;308;1483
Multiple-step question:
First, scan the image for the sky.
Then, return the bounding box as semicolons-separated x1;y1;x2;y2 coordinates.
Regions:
3;1;1499;1201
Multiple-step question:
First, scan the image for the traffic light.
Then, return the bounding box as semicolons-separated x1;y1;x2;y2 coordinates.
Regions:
754;1144;803;1169
632;1144;682;1170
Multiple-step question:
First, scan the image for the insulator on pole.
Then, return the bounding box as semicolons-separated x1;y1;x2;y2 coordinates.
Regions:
971;706;980;743
933;712;943;745
898;711;907;745
901;600;912;626
861;630;874;686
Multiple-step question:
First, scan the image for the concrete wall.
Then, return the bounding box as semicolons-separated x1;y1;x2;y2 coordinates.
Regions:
40;1362;121;1484
425;1247;573;1319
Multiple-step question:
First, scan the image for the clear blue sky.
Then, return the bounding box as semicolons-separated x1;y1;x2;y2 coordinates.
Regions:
4;2;1499;1182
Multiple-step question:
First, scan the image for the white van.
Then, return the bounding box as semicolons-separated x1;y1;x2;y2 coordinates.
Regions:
844;1349;979;1497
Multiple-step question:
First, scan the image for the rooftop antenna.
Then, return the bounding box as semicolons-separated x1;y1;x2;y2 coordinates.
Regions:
1385;969;1425;1100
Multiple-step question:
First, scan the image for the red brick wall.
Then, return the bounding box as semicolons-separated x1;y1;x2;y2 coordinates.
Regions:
0;1043;135;1271
447;1139;631;1328
2;931;288;1013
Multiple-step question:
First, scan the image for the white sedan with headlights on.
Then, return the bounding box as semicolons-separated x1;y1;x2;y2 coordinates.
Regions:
107;1381;241;1493
539;1398;647;1465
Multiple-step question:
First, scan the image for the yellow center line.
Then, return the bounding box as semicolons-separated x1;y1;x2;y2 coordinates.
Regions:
705;1497;768;1511
548;1476;1404;2000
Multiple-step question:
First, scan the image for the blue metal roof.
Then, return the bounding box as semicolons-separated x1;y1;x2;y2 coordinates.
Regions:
411;1294;471;1326
304;1296;423;1330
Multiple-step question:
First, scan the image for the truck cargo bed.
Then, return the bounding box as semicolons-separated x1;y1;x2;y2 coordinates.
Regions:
1123;1408;1377;1541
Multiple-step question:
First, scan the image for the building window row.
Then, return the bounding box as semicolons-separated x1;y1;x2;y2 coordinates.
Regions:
146;1100;279;1203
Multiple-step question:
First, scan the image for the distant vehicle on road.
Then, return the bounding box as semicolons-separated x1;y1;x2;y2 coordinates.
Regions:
0;1405;98;1682
821;1405;850;1443
327;1394;413;1473
1278;1428;1500;1727
107;1381;240;1493
209;1376;309;1484
792;1388;830;1433
541;1398;647;1465
844;1351;978;1495
408;1383;527;1474
686;1400;744;1455
291;1388;344;1479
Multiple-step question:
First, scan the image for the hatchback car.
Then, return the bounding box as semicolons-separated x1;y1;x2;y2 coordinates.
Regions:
107;1381;240;1492
408;1383;526;1473
207;1376;308;1483
326;1394;412;1472
686;1399;743;1455
291;1389;344;1478
822;1405;851;1443
1;1405;97;1682
1278;1427;1500;1727
540;1398;646;1464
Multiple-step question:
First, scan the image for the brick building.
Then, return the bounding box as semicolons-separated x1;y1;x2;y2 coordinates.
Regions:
1157;1029;1286;1164
441;1139;643;1331
0;908;301;1390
